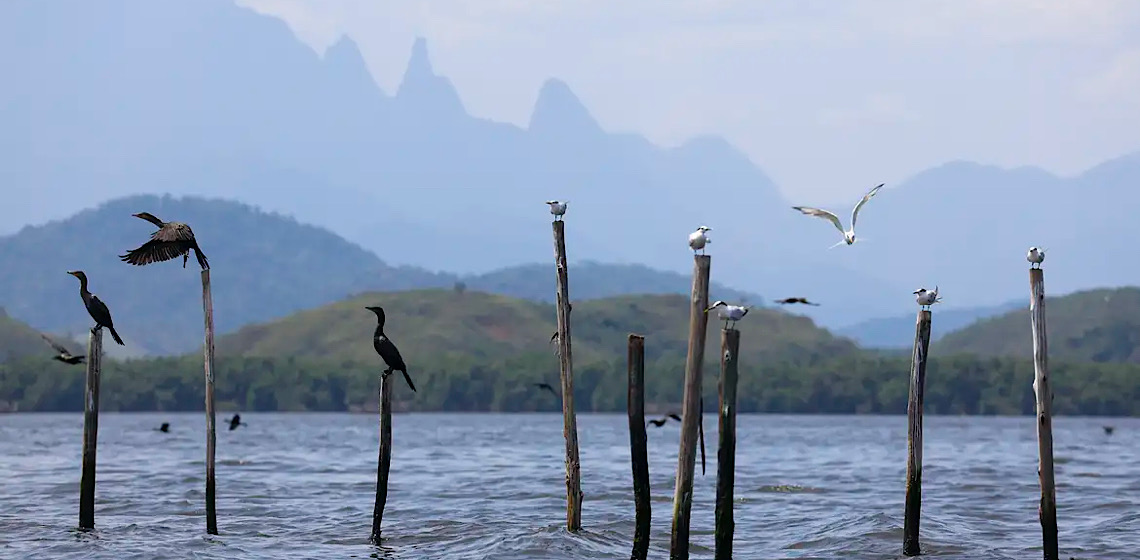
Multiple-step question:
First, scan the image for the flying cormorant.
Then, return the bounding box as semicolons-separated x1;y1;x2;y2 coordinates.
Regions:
228;414;245;431
533;382;558;397
39;332;85;365
66;271;125;346
775;297;820;306
119;212;209;270
158;422;170;433
365;306;417;392
647;413;684;427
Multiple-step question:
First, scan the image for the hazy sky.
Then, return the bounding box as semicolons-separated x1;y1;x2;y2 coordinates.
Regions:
238;0;1140;202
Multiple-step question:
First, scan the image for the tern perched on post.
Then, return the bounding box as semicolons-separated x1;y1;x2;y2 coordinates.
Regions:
793;183;884;248
705;300;749;329
688;226;711;254
546;200;568;221
913;286;941;310
1027;247;1046;269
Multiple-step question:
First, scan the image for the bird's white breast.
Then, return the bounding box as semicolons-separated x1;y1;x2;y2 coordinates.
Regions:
689;231;707;248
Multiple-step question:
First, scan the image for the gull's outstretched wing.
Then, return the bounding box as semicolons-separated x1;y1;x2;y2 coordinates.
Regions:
792;206;845;234
850;183;884;230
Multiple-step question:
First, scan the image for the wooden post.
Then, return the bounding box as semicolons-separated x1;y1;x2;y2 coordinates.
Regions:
552;219;583;531
78;327;102;530
627;334;650;560
201;269;218;535
1029;267;1059;560
370;372;393;544
714;328;740;560
698;398;706;476
670;254;711;560
903;309;932;556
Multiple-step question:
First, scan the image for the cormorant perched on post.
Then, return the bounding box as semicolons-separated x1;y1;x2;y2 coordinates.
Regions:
365;306;417;392
66;271;125;346
119;212;209;270
39;332;85;365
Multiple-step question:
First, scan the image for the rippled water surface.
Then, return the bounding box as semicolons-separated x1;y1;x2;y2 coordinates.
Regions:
1;413;1137;559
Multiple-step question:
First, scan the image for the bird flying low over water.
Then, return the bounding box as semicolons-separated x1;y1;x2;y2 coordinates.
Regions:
688;226;711;254
366;306;417;393
66;271;125;346
648;413;683;427
228;414;245;431
1027;246;1046;269
546;200;568;220
793;183;884;248
775;297;820;306
120;212;210;270
533;382;559;397
39;332;85;365
705;300;750;329
1103;425;1115;435
914;287;942;309
157;422;170;433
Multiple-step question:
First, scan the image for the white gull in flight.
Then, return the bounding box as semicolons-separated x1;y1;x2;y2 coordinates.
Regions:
793;183;884;249
688;226;711;254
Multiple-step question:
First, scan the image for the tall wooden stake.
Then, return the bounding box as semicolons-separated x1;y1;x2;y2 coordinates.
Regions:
201;269;218;535
627;334;651;560
670;254;711;560
552;219;583;531
903;309;932;556
1029;267;1059;560
714;327;740;560
78;327;102;530
370;373;394;544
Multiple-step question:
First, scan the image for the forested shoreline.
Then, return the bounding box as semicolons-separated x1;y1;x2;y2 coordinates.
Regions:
3;353;1137;416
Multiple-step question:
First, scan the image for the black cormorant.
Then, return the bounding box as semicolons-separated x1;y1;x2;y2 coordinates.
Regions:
158;422;170;433
228;414;244;431
119;212;209;270
66;271;125;346
648;412;683;427
365;306;417;392
39;332;85;365
1104;426;1115;435
533;382;558;397
775;297;820;306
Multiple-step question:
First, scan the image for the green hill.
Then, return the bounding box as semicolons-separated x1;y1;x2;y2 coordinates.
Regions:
0;195;766;356
938;287;1140;362
0;308;57;363
218;289;857;368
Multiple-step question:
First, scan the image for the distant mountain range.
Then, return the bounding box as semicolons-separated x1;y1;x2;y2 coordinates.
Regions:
2;0;1137;330
838;299;1025;348
0;195;764;355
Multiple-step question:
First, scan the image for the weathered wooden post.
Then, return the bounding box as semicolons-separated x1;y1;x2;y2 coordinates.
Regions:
627;334;650;560
699;398;706;476
903;308;932;556
78;327;102;530
670;254;711;560
370;373;394;544
714;327;740;560
1029;263;1059;560
201;269;219;535
552;218;583;531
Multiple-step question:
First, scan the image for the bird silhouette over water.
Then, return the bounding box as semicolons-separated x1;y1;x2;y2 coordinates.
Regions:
775;297;820;306
228;414;245;431
157;422;170;433
66;271;125;346
533;382;559;397
120;212;210;270
366;306;417;392
648;413;683;427
39;333;85;365
1104;425;1115;435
